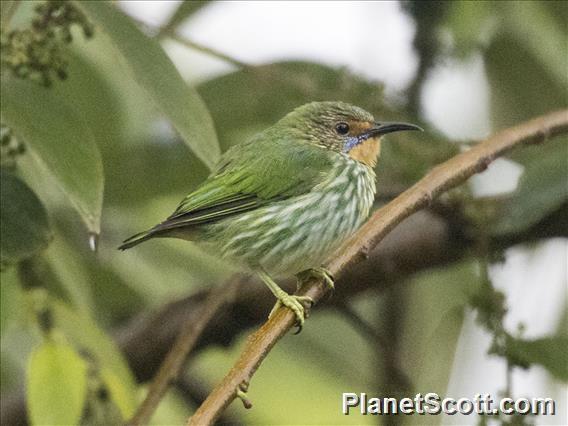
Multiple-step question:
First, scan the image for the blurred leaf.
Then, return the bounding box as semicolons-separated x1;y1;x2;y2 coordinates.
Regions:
445;1;495;55
1;79;104;235
0;170;51;265
51;299;137;418
399;261;479;405
76;1;220;170
100;369;135;422
500;1;567;89
44;232;94;317
51;47;124;154
486;35;565;130
159;0;210;37
492;138;568;236
505;335;568;381
198;61;456;186
198;61;385;150
27;339;88;426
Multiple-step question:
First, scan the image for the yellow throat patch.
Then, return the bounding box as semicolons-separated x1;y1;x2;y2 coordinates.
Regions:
348;137;381;167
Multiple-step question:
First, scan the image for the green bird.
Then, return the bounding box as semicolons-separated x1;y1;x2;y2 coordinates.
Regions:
119;102;421;327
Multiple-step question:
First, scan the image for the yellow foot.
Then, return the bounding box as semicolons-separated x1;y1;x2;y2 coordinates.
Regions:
269;293;313;333
297;267;335;290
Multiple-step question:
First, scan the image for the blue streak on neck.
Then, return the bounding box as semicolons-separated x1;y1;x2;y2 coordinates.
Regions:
343;134;369;153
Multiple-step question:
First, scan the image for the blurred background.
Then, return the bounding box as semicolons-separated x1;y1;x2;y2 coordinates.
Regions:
1;1;566;425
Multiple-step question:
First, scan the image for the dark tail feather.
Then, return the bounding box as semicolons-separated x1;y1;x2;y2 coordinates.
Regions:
118;229;156;250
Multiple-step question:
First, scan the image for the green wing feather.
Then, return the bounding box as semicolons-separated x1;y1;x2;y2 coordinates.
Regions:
119;133;332;249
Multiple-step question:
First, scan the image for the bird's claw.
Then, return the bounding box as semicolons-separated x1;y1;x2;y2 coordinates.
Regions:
268;294;313;333
297;267;335;291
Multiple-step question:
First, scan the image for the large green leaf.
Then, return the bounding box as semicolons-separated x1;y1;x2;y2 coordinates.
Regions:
505;336;568;382
0;170;51;265
399;262;479;404
75;1;220;170
499;1;567;89
197;61;456;185
27;339;88;426
492;138;568;236
1;79;104;235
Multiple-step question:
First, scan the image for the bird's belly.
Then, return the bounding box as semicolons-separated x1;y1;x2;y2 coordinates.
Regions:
203;166;375;277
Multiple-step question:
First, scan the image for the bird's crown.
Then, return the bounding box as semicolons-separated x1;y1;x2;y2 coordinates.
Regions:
267;101;421;167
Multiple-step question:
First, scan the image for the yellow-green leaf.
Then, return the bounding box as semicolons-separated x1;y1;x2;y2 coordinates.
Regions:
27;340;88;426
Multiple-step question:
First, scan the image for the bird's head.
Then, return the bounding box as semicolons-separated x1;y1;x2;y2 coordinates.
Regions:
277;101;422;167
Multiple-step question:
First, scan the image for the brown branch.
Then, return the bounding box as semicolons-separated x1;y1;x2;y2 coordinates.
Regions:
188;109;568;425
127;278;241;426
2;200;567;425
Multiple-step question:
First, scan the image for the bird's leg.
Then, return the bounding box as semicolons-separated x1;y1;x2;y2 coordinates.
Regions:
295;266;335;292
257;269;313;329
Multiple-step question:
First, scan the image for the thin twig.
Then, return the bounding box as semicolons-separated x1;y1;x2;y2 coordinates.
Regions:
127;278;241;426
188;109;568;425
163;30;249;69
132;16;248;69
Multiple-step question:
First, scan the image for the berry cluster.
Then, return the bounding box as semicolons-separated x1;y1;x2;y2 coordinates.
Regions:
1;1;93;87
0;125;26;170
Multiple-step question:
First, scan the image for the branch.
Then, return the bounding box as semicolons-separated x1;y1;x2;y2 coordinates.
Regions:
127;278;241;426
2;199;566;425
188;109;568;425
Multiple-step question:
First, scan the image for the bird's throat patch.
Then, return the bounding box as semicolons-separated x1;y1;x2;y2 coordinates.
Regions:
348;138;381;167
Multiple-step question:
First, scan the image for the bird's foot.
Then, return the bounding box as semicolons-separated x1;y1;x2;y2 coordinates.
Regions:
296;266;335;291
268;293;313;333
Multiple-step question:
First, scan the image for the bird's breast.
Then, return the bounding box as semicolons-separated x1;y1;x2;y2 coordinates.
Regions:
204;159;376;276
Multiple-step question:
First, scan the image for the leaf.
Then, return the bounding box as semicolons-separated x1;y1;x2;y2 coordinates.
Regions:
505;336;568;381
75;1;220;170
399;261;479;396
51;300;137;418
492;138;568;235
499;1;567;89
444;1;495;56
27;340;88;426
159;0;210;37
0;170;51;265
1;79;104;235
197;61;456;185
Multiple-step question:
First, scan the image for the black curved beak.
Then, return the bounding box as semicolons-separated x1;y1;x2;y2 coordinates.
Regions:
366;121;423;138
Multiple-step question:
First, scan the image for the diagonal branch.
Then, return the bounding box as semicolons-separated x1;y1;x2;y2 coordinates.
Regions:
187;109;568;425
127;278;242;426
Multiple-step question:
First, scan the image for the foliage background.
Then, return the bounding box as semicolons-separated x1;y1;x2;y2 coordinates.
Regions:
0;1;566;425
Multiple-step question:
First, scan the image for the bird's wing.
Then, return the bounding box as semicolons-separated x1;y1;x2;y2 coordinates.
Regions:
163;135;332;229
120;135;333;248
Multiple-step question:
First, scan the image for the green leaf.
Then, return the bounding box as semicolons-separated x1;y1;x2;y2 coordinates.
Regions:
505;336;568;381
27;340;88;426
198;61;456;184
1;79;104;235
445;1;495;56
159;0;210;37
500;1;568;90
492;138;568;235
399;261;479;397
75;1;220;170
51;300;137;418
0;170;51;265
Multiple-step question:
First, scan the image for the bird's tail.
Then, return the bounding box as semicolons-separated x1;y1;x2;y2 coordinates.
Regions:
118;229;156;250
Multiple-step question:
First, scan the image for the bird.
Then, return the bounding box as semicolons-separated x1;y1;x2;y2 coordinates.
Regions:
119;101;422;329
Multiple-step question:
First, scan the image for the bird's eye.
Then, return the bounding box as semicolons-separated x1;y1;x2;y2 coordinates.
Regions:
335;122;350;135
